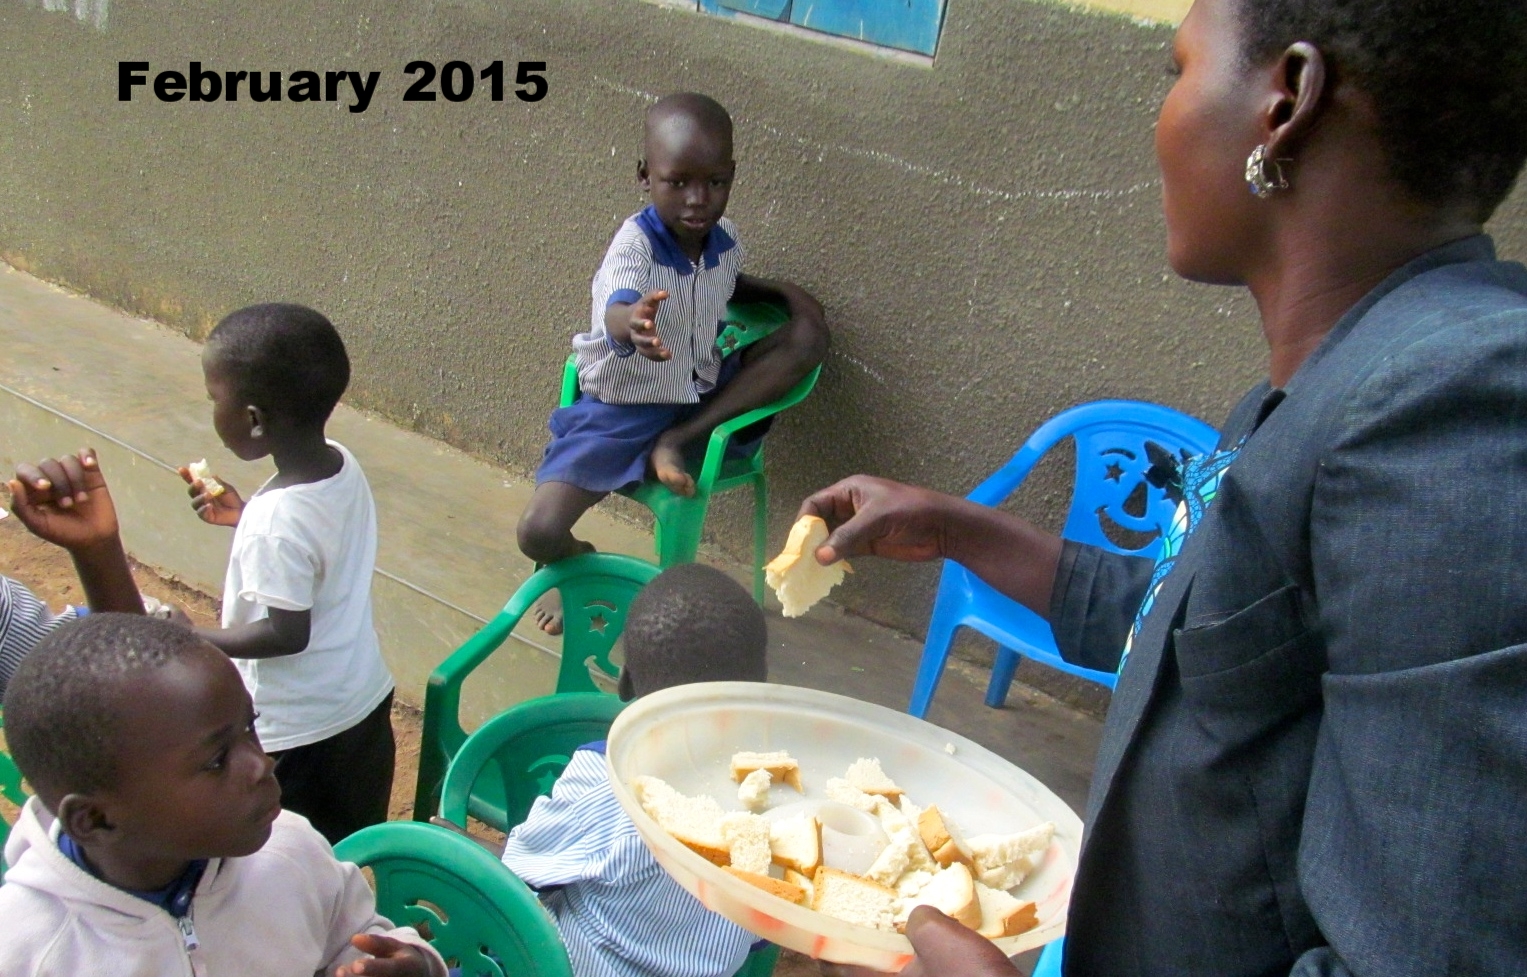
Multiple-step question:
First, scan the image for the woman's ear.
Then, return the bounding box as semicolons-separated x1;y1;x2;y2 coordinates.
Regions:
1265;41;1328;161
56;792;116;846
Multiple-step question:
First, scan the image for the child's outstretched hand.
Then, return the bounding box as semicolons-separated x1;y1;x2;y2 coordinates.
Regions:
335;933;435;977
176;465;245;527
627;289;671;361
7;448;121;553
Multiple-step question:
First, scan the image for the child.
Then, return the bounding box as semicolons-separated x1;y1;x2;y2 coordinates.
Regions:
500;563;770;977
517;92;828;634
2;448;147;697
0;614;446;977
178;303;395;844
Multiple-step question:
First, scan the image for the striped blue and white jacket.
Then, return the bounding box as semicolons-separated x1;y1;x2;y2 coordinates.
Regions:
572;206;745;406
501;744;756;977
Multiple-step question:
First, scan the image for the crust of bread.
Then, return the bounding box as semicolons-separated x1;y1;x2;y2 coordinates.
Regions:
918;805;974;870
726;867;808;905
897;863;981;932
679;836;733;867
764;515;851;618
974;883;1039;938
769;814;822;874
730;753;804;792
810;867;900;930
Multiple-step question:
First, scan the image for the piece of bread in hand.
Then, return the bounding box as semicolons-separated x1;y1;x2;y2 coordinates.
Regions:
845;757;903;801
967;822;1055;891
769;813;821;874
633;776;730;865
186;459;225;497
973;882;1039;938
917;805;975;870
896;862;981;931
726;867;808;906
764;515;850;618
811;867;899;932
731;750;803;792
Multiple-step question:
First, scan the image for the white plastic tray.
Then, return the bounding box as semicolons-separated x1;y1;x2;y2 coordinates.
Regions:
606;682;1082;970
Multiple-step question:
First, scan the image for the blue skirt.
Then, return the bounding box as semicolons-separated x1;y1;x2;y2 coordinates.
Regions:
534;355;770;493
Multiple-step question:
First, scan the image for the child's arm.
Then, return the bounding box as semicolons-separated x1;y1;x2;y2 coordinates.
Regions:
7;449;145;614
605;289;672;361
731;274;827;332
334;934;439;977
196;608;310;659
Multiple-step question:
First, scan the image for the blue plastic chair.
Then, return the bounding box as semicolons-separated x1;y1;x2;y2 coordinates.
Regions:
1032;938;1063;977
908;400;1219;717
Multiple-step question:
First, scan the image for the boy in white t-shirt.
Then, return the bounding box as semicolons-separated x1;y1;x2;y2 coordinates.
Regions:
179;303;394;844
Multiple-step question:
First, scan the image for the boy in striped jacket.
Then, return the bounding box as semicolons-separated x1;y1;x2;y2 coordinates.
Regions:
500;564;769;977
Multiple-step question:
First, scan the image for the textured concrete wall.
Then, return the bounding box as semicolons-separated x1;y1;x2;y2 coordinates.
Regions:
3;0;1525;635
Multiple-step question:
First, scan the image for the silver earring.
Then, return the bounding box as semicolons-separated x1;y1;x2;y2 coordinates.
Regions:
1246;144;1290;198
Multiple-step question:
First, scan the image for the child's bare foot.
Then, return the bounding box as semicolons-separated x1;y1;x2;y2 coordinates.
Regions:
650;436;695;497
534;588;565;635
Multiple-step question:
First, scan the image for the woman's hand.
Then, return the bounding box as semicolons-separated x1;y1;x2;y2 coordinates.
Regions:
822;907;1023;977
799;475;963;565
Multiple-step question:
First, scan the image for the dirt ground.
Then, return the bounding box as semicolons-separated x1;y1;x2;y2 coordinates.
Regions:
0;515;821;977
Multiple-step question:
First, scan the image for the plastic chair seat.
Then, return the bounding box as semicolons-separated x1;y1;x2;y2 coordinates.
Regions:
909;400;1220;717
335;820;573;977
560;300;821;602
412;553;660;823
441;692;626;835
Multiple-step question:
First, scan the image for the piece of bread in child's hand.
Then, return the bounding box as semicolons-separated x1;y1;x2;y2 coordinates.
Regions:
186;459;225;497
731;750;803;792
725;867;808;906
764;515;850;618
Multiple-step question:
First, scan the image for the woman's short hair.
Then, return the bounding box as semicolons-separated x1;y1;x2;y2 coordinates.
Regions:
1237;0;1527;219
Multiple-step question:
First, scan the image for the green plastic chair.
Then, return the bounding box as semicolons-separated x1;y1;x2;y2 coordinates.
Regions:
560;300;823;602
441;692;626;834
439;693;779;977
412;553;660;823
1;710;30;879
335;820;573;977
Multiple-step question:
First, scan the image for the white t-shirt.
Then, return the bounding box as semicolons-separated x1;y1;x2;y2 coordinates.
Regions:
222;441;393;752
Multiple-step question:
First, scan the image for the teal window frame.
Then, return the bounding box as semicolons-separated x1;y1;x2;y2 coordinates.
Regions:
696;0;948;57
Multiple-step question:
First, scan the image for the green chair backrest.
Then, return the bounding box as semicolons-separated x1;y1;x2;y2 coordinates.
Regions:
413;553;660;822
335;820;574;977
0;710;29;878
441;693;626;834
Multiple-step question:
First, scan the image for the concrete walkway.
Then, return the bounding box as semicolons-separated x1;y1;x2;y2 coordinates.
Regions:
0;262;1102;815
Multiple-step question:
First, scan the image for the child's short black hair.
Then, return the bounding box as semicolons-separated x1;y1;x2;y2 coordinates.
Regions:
644;92;733;156
1237;0;1527;220
3;614;205;803
205;303;351;428
618;563;767;699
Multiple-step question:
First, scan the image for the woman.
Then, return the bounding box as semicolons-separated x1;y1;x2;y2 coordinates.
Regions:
813;0;1527;974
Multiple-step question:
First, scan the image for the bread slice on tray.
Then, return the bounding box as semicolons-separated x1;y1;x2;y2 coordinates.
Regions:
731;750;804;792
769;813;821;874
812;867;900;932
897;862;982;930
845;757;904;801
974;882;1039;938
918;804;975;870
633;775;730;865
967;822;1055;890
726;867;808;906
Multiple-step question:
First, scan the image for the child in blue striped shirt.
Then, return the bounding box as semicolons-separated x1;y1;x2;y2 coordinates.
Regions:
500;563;769;977
517;92;827;634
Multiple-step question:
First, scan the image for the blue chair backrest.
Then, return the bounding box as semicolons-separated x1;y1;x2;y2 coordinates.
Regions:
970;400;1220;559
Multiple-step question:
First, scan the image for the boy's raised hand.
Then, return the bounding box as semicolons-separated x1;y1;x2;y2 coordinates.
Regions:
335;934;437;977
627;289;671;361
176;465;245;527
7;448;121;553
